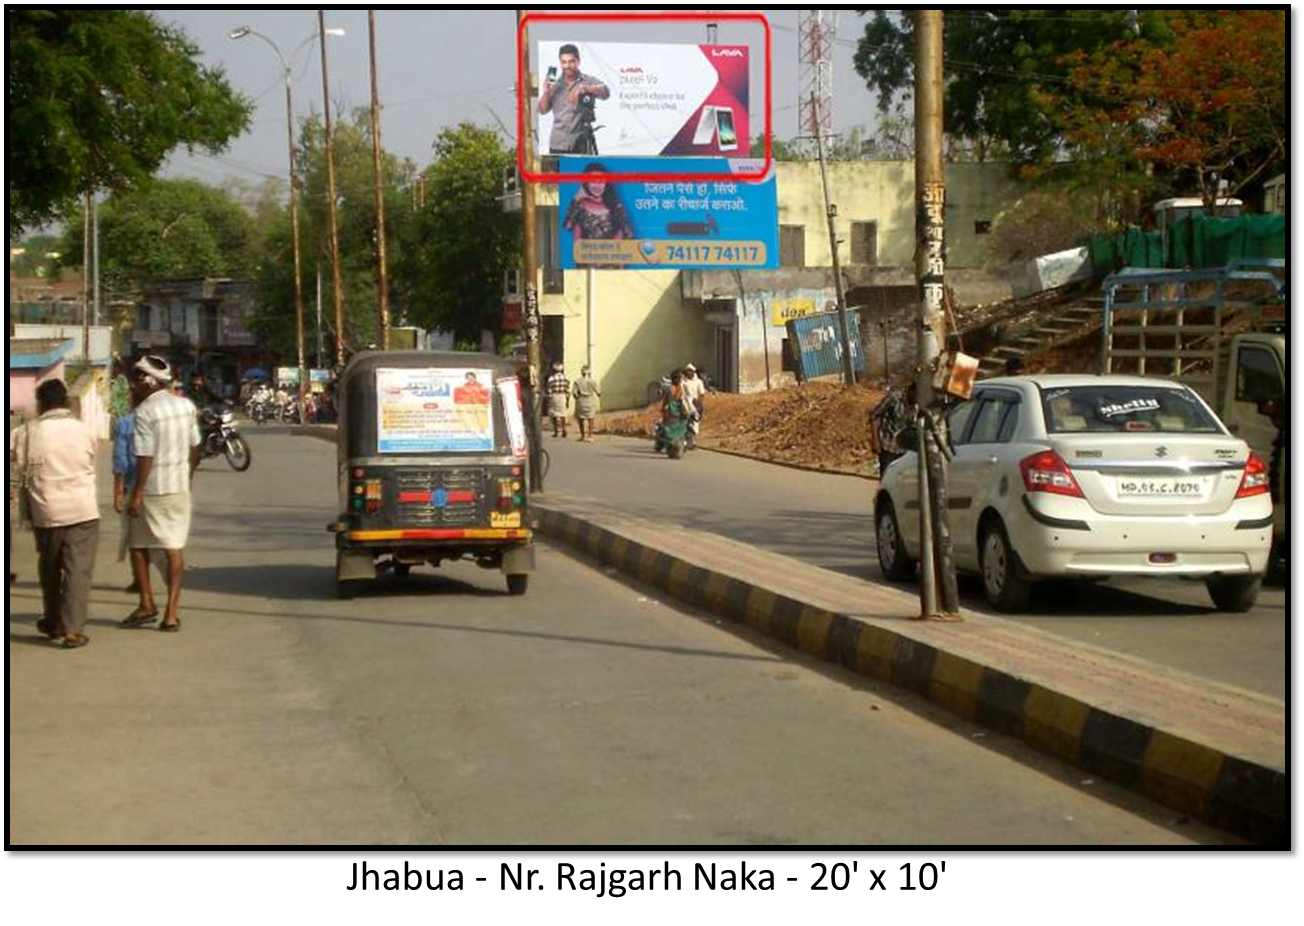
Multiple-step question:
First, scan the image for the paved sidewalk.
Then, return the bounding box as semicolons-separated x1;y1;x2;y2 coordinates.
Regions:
299;424;1286;843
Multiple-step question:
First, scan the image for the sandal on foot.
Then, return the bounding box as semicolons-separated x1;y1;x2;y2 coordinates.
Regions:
59;634;89;649
120;608;159;628
159;620;181;633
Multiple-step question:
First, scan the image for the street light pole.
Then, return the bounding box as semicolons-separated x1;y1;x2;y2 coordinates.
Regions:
230;23;342;410
367;10;390;350
319;10;347;368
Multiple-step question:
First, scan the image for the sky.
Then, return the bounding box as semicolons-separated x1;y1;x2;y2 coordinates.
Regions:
153;8;884;187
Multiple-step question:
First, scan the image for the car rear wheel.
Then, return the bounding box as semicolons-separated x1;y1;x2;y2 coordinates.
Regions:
979;518;1031;613
875;498;916;582
1205;575;1261;612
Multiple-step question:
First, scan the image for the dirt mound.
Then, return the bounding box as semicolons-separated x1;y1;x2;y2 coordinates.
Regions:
597;380;883;477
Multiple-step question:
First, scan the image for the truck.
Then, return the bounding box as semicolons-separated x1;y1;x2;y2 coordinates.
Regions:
1101;259;1286;570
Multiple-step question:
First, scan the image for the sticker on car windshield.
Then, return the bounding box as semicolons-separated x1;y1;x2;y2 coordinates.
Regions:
1098;397;1161;418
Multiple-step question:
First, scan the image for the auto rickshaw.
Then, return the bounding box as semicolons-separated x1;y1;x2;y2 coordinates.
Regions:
327;351;534;599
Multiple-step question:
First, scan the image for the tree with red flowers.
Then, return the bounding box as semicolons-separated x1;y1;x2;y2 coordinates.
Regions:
1055;9;1285;210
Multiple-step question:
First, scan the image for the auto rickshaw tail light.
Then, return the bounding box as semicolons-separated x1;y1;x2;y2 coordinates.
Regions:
497;478;515;512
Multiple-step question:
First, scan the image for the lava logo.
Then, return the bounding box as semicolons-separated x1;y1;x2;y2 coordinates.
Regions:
710;48;744;57
620;66;644;74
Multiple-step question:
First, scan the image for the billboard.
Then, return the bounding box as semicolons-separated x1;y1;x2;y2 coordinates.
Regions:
537;41;749;158
558;157;777;270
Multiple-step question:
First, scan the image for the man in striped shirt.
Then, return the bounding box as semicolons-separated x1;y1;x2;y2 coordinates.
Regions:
122;355;201;633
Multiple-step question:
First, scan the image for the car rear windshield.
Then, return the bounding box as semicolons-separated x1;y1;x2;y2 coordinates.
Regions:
1039;385;1222;434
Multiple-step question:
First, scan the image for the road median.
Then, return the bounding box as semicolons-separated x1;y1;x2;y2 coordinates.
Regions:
532;491;1285;845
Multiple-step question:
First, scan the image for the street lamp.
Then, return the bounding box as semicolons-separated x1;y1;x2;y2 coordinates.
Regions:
229;23;344;412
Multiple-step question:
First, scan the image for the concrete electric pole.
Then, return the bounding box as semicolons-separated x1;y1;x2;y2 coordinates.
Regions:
518;10;545;491
913;9;960;619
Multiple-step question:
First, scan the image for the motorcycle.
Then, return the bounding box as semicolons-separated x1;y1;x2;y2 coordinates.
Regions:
200;404;252;471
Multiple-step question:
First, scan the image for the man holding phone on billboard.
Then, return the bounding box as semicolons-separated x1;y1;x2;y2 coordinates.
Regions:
539;43;609;155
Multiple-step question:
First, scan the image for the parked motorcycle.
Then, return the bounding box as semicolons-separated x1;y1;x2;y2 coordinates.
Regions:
201;404;252;471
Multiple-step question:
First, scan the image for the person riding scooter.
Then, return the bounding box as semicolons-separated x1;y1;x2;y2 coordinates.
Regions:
659;370;694;459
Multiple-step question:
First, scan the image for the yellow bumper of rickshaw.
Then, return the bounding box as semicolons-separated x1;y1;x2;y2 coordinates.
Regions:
346;528;533;542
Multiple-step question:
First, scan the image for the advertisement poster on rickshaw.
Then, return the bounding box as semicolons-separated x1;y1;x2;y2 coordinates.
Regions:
496;377;529;458
376;367;495;453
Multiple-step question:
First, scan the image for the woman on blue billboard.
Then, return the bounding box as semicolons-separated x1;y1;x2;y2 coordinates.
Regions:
563;163;634;241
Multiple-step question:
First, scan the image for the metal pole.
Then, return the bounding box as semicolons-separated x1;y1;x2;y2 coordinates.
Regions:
368;10;390;351
811;92;854;386
82;192;91;361
316;264;324;368
92;194;100;327
320;10;346;367
914;9;960;619
520;10;544;492
586;267;595;374
282;51;309;421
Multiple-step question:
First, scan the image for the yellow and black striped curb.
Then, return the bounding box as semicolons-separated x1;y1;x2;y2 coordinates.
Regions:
534;502;1285;846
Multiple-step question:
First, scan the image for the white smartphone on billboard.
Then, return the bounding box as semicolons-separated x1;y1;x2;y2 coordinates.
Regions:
692;105;718;146
715;107;738;151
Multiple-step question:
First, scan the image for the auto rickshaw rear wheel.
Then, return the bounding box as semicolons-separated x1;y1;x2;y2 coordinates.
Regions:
393;563;412;577
337;580;359;600
507;574;529;595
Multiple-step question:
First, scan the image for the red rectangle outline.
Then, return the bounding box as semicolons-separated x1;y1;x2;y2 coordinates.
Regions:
517;10;772;184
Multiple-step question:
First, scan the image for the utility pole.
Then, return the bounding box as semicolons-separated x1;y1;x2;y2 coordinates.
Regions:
320;10;346;367
82;192;91;362
519;10;544;492
92;194;100;328
811;92;854;386
368;10;390;350
913;9;960;620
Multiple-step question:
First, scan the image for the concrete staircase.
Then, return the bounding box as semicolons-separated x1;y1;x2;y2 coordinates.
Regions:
977;298;1105;378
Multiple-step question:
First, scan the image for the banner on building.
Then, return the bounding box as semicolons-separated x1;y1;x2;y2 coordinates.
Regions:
769;297;821;327
538;41;749;158
558;157;777;270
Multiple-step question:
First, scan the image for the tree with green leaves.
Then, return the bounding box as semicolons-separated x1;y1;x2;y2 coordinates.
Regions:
853;9;1165;165
393;123;520;345
7;9;251;233
57;179;260;297
255;111;416;358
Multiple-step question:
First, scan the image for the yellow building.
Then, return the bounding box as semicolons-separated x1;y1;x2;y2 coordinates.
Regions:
532;160;1025;410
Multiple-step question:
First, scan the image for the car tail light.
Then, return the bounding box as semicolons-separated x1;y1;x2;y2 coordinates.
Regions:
1020;450;1083;498
1236;452;1269;498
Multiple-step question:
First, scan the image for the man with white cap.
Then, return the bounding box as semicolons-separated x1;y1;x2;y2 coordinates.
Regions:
546;360;570;438
681;363;706;446
121;355;201;633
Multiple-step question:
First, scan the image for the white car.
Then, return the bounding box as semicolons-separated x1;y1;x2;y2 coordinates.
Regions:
874;375;1273;612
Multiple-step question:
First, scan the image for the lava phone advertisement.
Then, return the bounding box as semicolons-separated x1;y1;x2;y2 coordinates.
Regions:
537;41;749;157
376;367;495;453
558;157;778;270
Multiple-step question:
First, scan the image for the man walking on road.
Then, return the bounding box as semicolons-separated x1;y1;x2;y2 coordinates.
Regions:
122;355;201;633
572;365;601;442
546;361;571;438
12;379;100;649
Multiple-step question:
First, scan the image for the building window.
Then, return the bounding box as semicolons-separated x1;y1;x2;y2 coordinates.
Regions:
974;220;992;235
780;225;806;268
851;221;878;266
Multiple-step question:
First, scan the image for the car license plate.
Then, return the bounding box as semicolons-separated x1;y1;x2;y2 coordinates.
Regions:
1116;477;1205;498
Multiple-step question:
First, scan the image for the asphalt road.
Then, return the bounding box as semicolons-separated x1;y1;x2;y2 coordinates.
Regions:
6;427;1239;845
543;432;1288;701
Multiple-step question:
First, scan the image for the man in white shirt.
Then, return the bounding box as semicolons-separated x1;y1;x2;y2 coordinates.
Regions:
681;363;707;446
122;355;201;633
11;379;100;648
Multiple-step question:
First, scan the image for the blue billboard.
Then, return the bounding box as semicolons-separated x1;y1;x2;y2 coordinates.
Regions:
558;157;778;270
